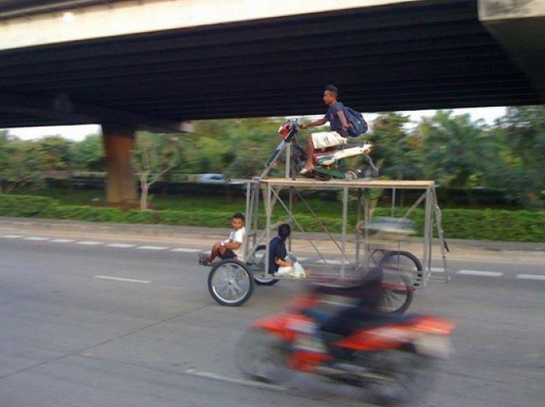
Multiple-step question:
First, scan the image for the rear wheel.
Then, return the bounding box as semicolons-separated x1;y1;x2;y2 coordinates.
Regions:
234;327;293;384
247;245;279;286
380;250;422;285
377;251;419;314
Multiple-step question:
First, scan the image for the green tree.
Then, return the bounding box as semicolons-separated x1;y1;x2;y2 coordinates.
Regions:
188;118;283;178
490;106;545;207
132;132;183;210
35;136;74;171
0;137;44;193
71;134;106;172
417;111;496;188
369;112;422;180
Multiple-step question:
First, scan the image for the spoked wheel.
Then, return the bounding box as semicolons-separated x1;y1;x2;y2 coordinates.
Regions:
377;251;420;314
208;259;255;306
234;326;293;384
247;245;279;286
378;271;414;314
364;349;436;406
379;251;423;286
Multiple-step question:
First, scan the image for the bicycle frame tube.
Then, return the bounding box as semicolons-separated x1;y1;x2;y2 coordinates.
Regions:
261;139;288;179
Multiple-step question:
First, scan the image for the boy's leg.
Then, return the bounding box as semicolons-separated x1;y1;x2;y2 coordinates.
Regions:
303;132;347;173
304;135;315;171
208;242;223;261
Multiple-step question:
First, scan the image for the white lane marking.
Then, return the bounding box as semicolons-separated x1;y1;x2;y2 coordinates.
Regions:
136;245;169;250
516;274;545;281
51;239;75;243
315;259;344;265
77;241;103;245
94;275;150;284
171;248;200;253
184;369;286;391
107;243;136;248
297;257;308;261
24;236;50;241
1;235;23;239
430;267;445;273
457;270;503;277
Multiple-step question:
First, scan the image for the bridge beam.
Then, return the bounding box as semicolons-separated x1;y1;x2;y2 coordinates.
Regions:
0;91;189;133
102;123;137;205
479;0;545;102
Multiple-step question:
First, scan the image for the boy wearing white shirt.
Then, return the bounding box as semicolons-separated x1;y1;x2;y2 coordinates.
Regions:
199;213;246;265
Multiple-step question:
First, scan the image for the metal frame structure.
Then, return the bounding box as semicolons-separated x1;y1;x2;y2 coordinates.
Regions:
243;177;449;287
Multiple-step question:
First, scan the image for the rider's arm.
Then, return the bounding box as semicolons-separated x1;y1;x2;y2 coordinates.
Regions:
336;109;350;130
301;117;328;129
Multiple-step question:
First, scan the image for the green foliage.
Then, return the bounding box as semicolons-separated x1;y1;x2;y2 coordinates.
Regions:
189;118;285;178
417;111;497;188
0;137;45;193
1;194;543;243
72;134;106;171
0;194;57;217
35;136;74;171
3;106;545;210
369;112;422;180
488;106;545;207
132;132;184;210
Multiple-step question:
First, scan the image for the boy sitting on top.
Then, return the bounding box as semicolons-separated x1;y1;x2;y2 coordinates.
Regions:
199;212;246;265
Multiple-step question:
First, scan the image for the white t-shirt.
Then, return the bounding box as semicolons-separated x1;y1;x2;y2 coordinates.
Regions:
228;227;246;261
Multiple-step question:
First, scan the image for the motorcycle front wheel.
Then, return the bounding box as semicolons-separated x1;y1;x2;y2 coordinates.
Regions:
234;327;293;384
363;349;436;406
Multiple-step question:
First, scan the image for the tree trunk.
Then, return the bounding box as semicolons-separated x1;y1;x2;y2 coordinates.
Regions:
140;171;150;211
140;183;150;211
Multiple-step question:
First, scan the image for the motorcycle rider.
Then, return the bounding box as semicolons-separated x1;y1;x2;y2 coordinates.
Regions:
309;267;388;360
300;85;351;175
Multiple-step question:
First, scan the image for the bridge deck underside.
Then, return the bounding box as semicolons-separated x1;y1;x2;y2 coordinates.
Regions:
0;0;541;128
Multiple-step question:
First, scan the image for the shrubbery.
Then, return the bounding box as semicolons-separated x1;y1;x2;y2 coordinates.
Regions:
0;195;544;243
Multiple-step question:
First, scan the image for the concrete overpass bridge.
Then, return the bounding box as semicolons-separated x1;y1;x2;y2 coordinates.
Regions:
1;0;544;203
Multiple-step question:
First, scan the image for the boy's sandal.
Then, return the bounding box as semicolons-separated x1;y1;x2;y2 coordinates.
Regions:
198;253;210;266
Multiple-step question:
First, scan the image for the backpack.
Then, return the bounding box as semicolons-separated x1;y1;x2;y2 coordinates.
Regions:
343;105;368;137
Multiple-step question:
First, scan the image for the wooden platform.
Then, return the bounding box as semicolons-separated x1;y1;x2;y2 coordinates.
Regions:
260;178;436;190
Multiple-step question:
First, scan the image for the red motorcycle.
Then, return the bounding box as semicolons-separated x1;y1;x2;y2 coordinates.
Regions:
235;286;455;406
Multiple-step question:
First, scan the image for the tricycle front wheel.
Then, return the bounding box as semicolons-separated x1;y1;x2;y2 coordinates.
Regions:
208;259;255;306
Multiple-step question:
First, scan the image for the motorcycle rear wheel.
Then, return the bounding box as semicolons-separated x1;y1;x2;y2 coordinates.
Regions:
234;327;293;384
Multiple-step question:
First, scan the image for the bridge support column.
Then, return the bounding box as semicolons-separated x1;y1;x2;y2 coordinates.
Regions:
101;124;138;205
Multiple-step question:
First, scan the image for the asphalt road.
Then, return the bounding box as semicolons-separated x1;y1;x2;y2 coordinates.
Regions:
1;226;544;407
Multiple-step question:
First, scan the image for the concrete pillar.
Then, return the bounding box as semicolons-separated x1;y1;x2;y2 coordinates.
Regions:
101;123;138;204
